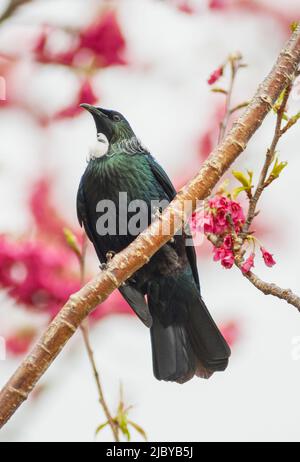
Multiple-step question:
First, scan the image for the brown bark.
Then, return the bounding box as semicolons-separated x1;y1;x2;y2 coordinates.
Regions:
0;27;300;430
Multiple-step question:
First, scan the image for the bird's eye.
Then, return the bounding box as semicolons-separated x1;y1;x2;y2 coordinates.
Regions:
113;114;121;122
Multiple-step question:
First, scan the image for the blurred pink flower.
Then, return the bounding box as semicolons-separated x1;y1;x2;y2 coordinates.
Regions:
221;321;240;347
208;0;295;35
34;28;77;66
34;11;126;69
6;328;37;356
30;179;72;242
0;236;80;314
55;79;98;120
241;253;255;274
177;0;195;14
209;0;229;10
79;11;126;67
260;247;276;268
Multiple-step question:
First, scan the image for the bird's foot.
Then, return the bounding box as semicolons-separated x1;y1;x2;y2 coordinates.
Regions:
106;251;116;262
152;206;163;221
99;251;116;271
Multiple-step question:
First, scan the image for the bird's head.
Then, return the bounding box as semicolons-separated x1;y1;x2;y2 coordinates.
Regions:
80;104;135;146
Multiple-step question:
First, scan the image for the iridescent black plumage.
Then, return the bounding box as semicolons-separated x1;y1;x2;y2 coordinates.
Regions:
77;105;230;383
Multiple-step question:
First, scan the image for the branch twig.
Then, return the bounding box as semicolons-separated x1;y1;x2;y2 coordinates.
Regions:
218;53;244;143
243;82;294;233
236;261;300;310
0;0;31;25
207;233;300;311
1;26;300;429
80;323;120;441
78;237;119;442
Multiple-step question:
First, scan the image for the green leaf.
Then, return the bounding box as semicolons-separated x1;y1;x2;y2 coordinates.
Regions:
272;90;289;118
232;186;249;199
232;170;250;188
275;89;286;107
63;228;82;258
128;420;148;441
282;113;289;121
247;170;253;184
211;87;228;95
290;112;300;124
271;158;288;179
117;412;131;441
95;421;109;436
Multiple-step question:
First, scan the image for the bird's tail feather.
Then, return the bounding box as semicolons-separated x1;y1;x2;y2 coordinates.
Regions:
148;276;231;383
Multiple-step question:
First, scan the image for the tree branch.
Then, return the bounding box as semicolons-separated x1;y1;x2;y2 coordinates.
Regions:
0;26;300;430
243;81;294;234
238;264;300;310
0;0;31;24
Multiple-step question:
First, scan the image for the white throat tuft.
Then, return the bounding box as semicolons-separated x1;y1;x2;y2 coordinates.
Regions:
88;133;109;161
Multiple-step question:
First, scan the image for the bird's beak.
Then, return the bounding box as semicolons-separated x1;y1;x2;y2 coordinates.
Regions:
80;104;113;140
80;104;107;117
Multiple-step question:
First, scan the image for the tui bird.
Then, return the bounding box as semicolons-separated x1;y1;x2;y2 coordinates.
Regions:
77;104;231;383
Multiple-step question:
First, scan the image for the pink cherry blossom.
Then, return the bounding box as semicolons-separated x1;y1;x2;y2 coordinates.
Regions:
213;246;227;262
208;66;223;85
221;251;235;269
260;247;276;268
223;234;233;250
241;253;255;274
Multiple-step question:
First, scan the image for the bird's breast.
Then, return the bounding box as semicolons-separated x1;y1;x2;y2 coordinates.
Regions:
84;154;161;204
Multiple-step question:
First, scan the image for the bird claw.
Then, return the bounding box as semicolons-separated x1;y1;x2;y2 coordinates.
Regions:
99;251;116;271
152;206;162;221
106;251;115;262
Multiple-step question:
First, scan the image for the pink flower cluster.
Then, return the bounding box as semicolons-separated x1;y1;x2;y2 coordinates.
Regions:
205;195;245;234
202;194;277;274
0;236;81;317
198;195;246;270
34;11;126;69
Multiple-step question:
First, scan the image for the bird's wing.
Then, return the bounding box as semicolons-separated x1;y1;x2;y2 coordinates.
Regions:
119;285;153;327
146;154;200;291
77;175;152;327
77;176;106;263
